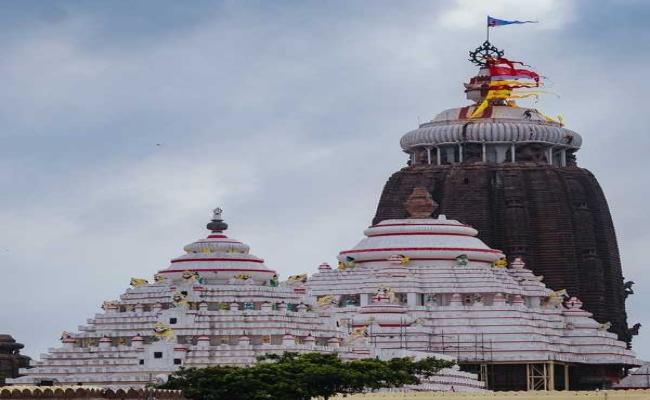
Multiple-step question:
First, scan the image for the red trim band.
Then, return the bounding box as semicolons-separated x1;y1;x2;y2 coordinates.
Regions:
370;223;472;228
160;268;275;274
340;247;502;255
171;258;264;264
367;232;474;238
353;257;493;264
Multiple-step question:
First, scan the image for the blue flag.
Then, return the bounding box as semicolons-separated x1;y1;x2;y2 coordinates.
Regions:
488;16;537;27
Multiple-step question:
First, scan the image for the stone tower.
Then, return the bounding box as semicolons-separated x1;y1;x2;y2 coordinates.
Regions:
373;42;636;344
0;335;30;384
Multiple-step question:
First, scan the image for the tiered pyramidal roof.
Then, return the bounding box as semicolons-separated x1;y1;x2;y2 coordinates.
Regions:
307;188;637;389
9;210;346;386
10;209;482;391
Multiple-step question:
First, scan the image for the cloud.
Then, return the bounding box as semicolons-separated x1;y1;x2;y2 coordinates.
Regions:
438;0;576;29
1;0;649;363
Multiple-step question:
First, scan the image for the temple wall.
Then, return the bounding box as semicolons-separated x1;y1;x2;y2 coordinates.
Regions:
334;389;650;400
0;387;184;400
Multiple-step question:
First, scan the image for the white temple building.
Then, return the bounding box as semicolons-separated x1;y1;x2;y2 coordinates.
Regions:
8;208;482;391
305;188;638;390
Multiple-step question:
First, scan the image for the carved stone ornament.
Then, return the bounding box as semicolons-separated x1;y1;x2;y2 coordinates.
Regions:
405;187;438;218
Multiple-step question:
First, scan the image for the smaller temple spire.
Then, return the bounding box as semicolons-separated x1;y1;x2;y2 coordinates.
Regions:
206;206;228;232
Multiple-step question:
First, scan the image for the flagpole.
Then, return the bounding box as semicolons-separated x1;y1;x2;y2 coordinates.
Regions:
486;17;490;42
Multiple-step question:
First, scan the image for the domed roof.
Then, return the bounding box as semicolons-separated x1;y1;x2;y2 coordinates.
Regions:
158;208;276;282
338;215;504;266
0;334;25;352
400;106;582;151
400;60;582;153
338;187;503;266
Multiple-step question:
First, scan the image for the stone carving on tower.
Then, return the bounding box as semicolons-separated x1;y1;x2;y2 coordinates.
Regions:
405;187;437;218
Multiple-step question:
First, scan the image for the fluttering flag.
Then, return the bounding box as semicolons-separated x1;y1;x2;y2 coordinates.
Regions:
488;58;539;82
487;16;538;27
469;57;542;119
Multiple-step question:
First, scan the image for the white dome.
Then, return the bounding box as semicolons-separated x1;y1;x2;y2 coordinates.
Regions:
157;212;276;282
400;106;582;151
338;216;504;266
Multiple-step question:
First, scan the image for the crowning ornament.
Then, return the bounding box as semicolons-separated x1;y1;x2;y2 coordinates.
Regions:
468;40;505;66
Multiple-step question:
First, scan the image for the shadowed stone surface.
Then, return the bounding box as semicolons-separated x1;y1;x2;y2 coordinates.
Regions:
0;335;30;384
373;162;631;343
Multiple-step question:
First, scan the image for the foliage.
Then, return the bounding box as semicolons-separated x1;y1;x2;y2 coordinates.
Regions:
159;352;454;400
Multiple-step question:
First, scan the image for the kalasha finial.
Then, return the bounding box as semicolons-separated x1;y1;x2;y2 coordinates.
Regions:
405;187;438;218
207;206;228;232
468;40;505;66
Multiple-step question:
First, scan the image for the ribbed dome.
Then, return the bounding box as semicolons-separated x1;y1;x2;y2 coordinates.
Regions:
338;216;504;266
400;106;582;152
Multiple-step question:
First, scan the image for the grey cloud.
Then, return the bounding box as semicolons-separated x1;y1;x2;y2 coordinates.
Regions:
1;0;649;361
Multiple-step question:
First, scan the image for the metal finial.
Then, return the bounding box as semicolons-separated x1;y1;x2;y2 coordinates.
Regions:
468;40;505;66
207;206;228;232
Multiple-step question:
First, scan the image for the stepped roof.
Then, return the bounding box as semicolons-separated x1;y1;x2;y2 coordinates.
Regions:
307;188;638;366
157;208;276;282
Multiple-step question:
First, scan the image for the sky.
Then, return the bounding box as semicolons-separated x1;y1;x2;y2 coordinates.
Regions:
1;0;649;362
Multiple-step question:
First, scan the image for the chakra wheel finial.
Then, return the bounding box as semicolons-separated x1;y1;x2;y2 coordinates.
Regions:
468;40;505;66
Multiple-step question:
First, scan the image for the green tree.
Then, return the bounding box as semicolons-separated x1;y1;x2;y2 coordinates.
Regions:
160;352;454;400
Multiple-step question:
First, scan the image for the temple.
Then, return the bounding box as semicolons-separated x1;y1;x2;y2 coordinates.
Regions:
7;203;638;390
5;42;642;392
0;336;30;385
307;188;637;390
373;41;636;345
8;209;482;391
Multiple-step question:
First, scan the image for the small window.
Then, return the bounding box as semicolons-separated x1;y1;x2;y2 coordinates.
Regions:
154;352;163;359
139;359;144;365
463;178;470;184
181;291;188;296
169;318;177;325
173;358;182;365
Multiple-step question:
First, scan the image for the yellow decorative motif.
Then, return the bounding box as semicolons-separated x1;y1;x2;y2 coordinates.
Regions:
287;273;308;284
152;322;175;341
130;278;149;287
101;301;117;310
337;255;356;270
171;291;189;308
181;270;204;284
545;289;569;308
350;326;368;338
316;295;338;308
493;257;508;268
